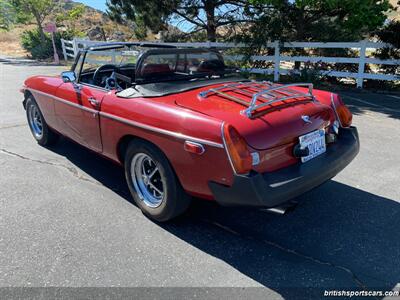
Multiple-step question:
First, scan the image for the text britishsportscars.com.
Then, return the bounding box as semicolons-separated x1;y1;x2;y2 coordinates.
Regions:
324;290;399;297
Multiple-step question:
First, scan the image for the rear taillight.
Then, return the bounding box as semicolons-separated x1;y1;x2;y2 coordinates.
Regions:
336;105;352;127
223;124;252;174
333;95;352;127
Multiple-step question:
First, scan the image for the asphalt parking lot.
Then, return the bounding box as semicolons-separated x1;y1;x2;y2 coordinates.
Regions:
1;59;399;299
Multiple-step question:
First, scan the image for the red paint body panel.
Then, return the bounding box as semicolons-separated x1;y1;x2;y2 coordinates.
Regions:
99;94;233;197
22;74;340;200
25;76;63;128
175;86;335;150
55;83;106;151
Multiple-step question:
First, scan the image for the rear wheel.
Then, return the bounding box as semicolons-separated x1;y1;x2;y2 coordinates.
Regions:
124;140;191;222
26;96;59;146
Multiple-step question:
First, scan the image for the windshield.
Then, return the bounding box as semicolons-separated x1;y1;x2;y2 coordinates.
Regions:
76;46;239;92
81;47;141;74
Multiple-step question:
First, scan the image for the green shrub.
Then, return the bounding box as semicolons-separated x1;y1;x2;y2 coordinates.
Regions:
374;21;400;75
21;29;52;59
21;28;76;60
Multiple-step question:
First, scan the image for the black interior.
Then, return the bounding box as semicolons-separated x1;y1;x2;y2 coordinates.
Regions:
79;64;136;90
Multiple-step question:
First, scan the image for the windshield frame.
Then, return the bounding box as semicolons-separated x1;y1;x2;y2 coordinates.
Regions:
134;48;226;84
71;46;236;90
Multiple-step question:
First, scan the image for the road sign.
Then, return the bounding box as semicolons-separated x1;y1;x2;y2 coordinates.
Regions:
44;23;59;64
44;22;56;33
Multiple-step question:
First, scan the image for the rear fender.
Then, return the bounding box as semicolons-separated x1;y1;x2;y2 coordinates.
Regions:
100;98;235;198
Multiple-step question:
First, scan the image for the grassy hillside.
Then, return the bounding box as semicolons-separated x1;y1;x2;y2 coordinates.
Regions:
56;0;156;41
0;0;156;57
388;0;400;20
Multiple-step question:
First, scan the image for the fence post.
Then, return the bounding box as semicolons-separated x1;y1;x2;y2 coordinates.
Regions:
72;38;79;58
357;40;367;88
273;41;280;82
61;39;68;61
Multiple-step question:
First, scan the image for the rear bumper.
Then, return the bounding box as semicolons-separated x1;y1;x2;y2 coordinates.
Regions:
209;126;360;207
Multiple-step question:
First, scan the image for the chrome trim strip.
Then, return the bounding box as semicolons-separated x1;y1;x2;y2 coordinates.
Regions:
100;111;224;148
28;87;224;148
221;122;238;174
220;122;250;177
28;88;98;114
330;93;343;127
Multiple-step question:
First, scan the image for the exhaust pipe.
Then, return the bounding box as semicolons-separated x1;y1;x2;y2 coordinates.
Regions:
261;206;287;215
260;201;298;215
260;206;287;215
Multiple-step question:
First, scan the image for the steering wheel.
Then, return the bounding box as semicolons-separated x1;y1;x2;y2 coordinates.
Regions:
93;64;119;86
104;72;122;90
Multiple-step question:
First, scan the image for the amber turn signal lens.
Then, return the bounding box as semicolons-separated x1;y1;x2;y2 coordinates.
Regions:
223;124;252;174
336;104;352;127
334;95;353;127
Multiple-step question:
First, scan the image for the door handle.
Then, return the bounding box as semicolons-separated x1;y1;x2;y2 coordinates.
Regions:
88;97;99;107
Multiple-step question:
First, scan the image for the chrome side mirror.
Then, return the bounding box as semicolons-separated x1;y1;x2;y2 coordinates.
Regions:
61;71;76;83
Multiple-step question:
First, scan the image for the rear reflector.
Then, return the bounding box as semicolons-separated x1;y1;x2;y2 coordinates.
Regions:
184;141;205;155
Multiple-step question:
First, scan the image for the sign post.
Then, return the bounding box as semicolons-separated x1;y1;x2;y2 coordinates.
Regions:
44;23;59;65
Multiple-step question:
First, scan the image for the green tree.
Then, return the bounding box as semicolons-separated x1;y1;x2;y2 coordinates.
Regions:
55;3;85;31
11;0;56;43
248;0;393;42
239;0;394;71
106;0;262;42
374;20;400;75
0;0;14;30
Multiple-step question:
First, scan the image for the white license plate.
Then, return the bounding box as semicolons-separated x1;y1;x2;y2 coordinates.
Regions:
299;129;326;163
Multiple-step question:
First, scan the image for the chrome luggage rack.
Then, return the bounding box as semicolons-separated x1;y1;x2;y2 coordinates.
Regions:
199;81;315;118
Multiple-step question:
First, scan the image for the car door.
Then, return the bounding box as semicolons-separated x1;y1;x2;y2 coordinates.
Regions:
54;82;105;152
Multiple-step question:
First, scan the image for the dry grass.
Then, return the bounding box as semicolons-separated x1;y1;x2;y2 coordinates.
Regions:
0;26;35;58
388;0;400;21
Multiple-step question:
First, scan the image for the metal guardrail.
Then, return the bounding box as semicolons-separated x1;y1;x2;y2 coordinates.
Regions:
61;38;399;88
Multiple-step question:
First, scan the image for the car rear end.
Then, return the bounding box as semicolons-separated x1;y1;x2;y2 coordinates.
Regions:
177;81;359;208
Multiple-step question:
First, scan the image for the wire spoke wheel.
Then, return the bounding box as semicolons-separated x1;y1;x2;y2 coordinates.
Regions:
130;153;165;208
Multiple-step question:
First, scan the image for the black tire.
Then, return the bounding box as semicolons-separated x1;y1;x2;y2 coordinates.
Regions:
26;96;59;146
124;140;191;222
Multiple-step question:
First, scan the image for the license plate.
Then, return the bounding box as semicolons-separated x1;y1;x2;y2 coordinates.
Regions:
299;129;326;163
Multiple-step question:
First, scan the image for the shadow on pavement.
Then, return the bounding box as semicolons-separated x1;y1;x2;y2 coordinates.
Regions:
341;92;400;121
48;137;400;299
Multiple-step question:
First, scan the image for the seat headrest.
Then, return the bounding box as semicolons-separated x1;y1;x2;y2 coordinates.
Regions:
197;59;225;73
141;63;172;77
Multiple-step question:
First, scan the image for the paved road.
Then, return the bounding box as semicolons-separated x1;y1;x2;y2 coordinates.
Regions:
1;60;399;299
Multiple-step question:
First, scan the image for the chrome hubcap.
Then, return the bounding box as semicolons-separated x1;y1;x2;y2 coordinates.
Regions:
28;104;43;139
130;153;165;208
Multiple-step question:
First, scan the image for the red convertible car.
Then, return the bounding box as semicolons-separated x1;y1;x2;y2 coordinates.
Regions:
21;43;359;221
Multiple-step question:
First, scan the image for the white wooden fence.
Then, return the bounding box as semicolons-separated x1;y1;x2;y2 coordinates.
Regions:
61;38;399;88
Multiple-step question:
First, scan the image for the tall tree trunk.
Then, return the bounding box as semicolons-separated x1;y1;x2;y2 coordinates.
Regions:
100;27;107;41
204;0;216;42
32;9;46;44
294;7;305;70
